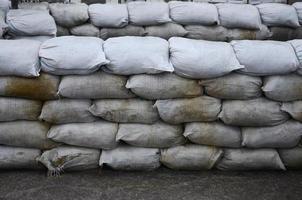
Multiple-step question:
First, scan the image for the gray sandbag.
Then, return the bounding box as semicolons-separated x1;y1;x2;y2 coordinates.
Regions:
293;2;302;25
0;39;41;77
40;99;96;124
0;10;7;33
127;2;171;26
160;144;223;170
90;99;159;124
242;120;302;148
70;23;100;37
155;96;221;124
216;149;286;171
100;145;160;171
103;36;173;75
48;121;118;149
231;40;299;76
89;4;128;28
100;25;146;40
18;2;49;11
257;3;300;28
116;122;185;148
262;74;302;102
184;122;241;148
288;39;302;74
126;73;202;100
219;98;289;127
169;37;243;79
56;25;69;36
279;147;302;169
269;27;297;41
49;3;89;27
169;1;218;25
281;101;302;122
145;23;187;40
59;72;134;99
249;0;286;4
12;35;53;42
200;73;262;100
39;36;108;75
0;0;9;13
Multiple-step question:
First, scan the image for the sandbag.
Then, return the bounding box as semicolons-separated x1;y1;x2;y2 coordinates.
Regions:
249;0;286;4
70;23;100;37
200;73;262;100
103;36;173;75
59;72;134;99
39;36;108;75
269;27;297;41
90;99;159;124
281;101;302;122
0;0;9;13
219;98;289;126
56;25;69;36
288;39;302;74
279;148;302;169
293;2;302;25
40;99;96;124
169;37;243;79
145;23;187;39
231;40;299;76
100;25;146;40
126;73;202;100
89;4;128;28
155;96;221;124
160;144;223;170
184;122;241;148
216;149;286;171
100;145;160;171
226;25;272;41
0;9;7;34
12;35;53;42
116;122;185;148
18;2;49;11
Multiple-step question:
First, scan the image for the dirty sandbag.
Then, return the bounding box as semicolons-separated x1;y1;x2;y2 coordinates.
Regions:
70;23;100;37
100;145;160;171
293;3;302;25
185;25;229;41
145;23;188;40
116;121;185;148
126;73;202;100
288;39;302;74
226;25;272;41
48;121;118;149
184;122;241;148
155;96;221;124
279;147;302;169
269;27;297;41
281;101;302;122
18;2;49;11
100;25;146;40
56;25;69;36
160;144;223;170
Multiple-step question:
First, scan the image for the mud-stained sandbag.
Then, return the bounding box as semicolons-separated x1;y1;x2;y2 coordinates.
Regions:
40;99;96;124
281;101;302;122
90;99;159;124
56;25;69;36
18;2;49;11
184;122;241;148
70;23;100;37
226;25;272;41
219;98;289;127
293;3;302;25
289;39;302;74
145;23;187;39
155;96;221;124
160;144;223;170
269;27;297;41
103;36;173;75
100;25;146;40
279;148;302;169
59;72;134;99
216;149;286;171
116;122;185;148
126;73;202;100
200;73;262;100
100;145;160;171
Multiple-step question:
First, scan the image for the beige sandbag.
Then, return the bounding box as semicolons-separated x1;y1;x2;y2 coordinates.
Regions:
279;147;302;169
145;23;187;39
281;101;302;122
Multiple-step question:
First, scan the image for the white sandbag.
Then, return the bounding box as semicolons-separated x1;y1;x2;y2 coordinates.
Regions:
217;4;261;29
145;23;188;39
219;98;289;127
59;72;134;99
169;37;243;79
0;0;9;13
56;25;69;36
49;3;89;27
18;2;49;11
216;149;286;171
257;4;300;28
279;148;302;169
0;39;41;77
169;1;218;25
281;101;302;122
103;36;173;75
242;120;302;148
12;35;53;42
127;2;171;26
155;96;221;124
0;9;7;31
116;122;185;148
70;23;100;37
231;40;299;76
39;36;108;75
293;3;302;25
200;73;262;100
100;145;160;171
100;25;146;40
262;74;302;102
288;39;302;74
89;4;128;28
40;99;96;124
184;122;241;148
90;99;159;124
126;73;202;100
160;144;223;170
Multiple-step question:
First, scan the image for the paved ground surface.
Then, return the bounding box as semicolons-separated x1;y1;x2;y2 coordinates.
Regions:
0;168;301;200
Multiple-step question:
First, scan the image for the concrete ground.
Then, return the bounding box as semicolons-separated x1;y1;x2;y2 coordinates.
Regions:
0;168;301;200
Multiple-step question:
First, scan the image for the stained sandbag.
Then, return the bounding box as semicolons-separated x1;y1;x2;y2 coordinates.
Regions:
279;148;302;169
103;36;173;75
70;23;100;37
155;96;221;124
269;27;297;41
90;99;159;124
169;37;243;79
126;73;202;100
226;25;272;41
293;2;302;25
100;25;146;40
18;2;49;11
219;98;289;126
184;122;241;148
288;39;302;74
281;101;302;122
56;25;69;36
116;122;185;148
200;73;262;100
160;144;223;170
100;145;160;171
145;23;187;39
